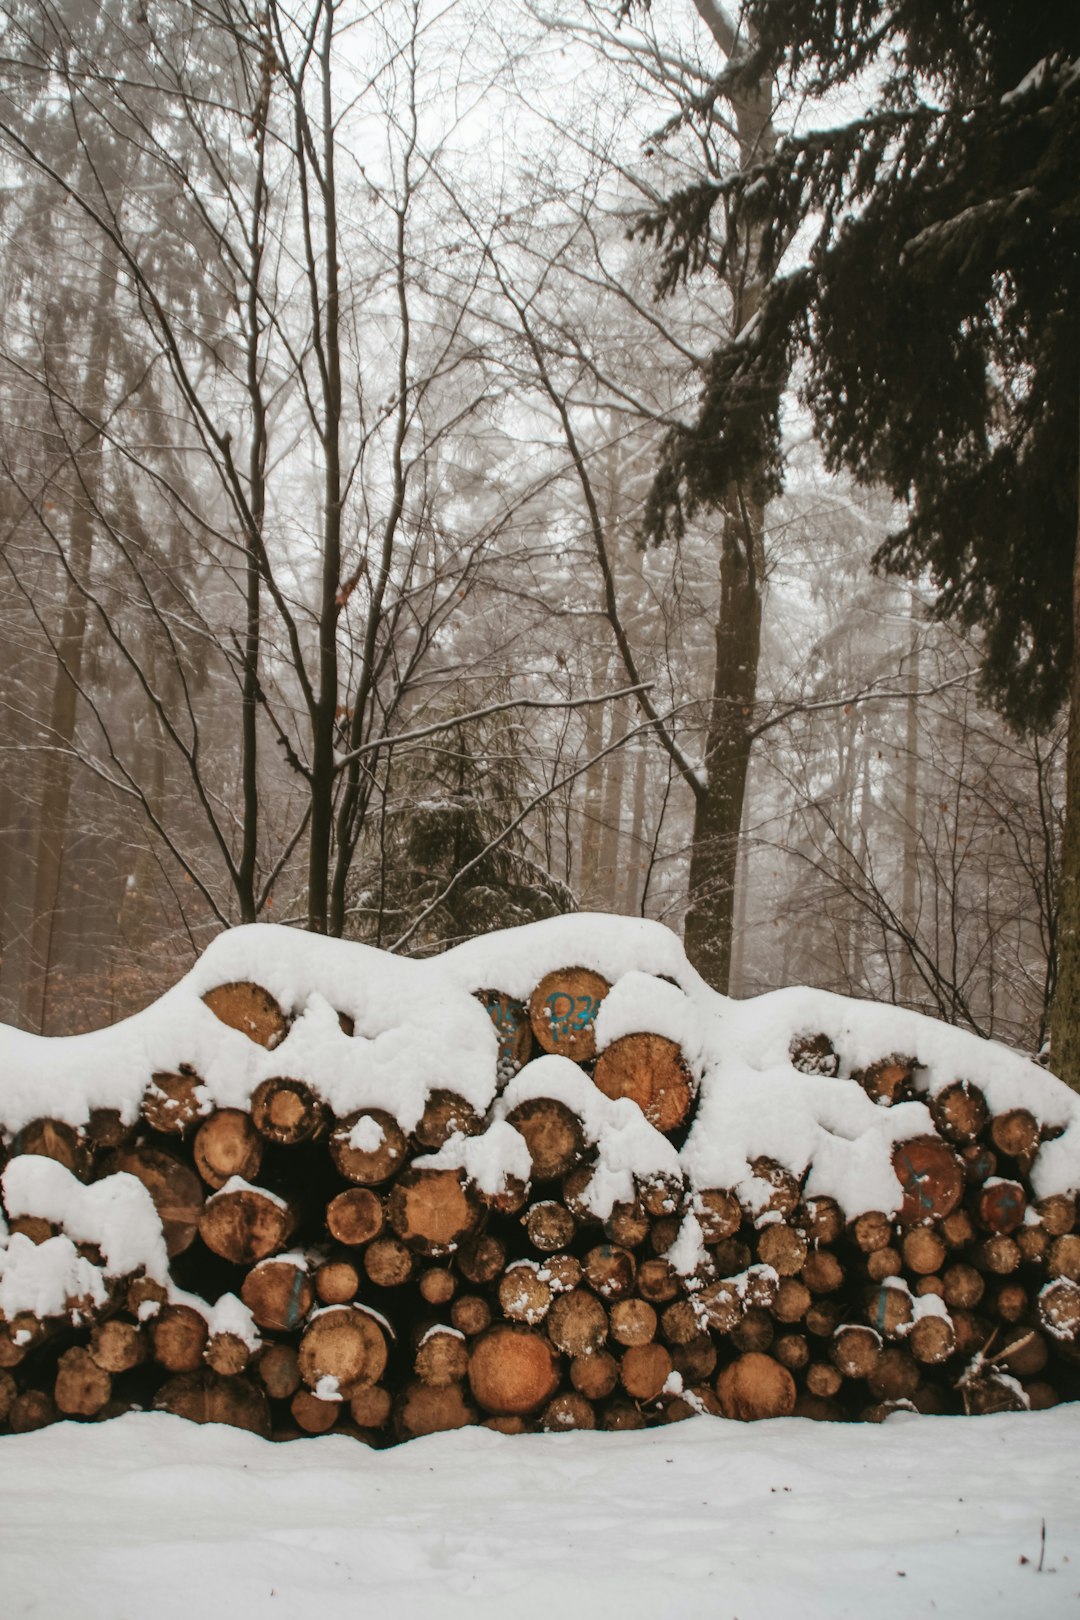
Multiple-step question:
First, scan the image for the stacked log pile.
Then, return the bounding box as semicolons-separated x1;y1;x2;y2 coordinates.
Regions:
1;962;1079;1445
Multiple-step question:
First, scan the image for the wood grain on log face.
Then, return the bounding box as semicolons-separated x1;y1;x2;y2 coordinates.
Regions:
298;1306;388;1396
498;1265;552;1326
977;1179;1027;1235
468;1326;559;1415
199;1184;295;1265
929;1080;989;1144
330;1109;408;1185
505;1098;586;1183
716;1352;796;1421
155;1369;271;1437
545;1288;608;1357
0;1369;15;1425
362;1237;414;1289
789;1033;839;1076
525;1200;576;1252
528;967;610;1060
387;1169;481;1256
748;1158;802;1219
54;1347;111;1416
242;1256;314;1333
830;1325;882;1380
475;990;533;1080
593;1034;694;1135
419;1268;456;1307
773;1278;812;1324
89;1321;146;1374
757;1224;809;1277
291;1389;339;1434
695;1188;742;1243
12;1118;87;1180
150;1304;209;1373
415;1328;469;1388
349;1384;392;1429
570;1349;619;1400
542;1392;597;1431
610;1298;657;1348
1036;1193;1077;1235
193;1109;263;1191
111;1145;203;1256
142;1071;205;1136
802;1197;844;1246
908;1314;955;1366
250;1078;326;1146
413;1091;481;1152
8;1391;57;1433
853;1055;916;1107
315;1260;361;1306
891;1136;964;1225
584;1244;637;1301
202;982;288;1049
990;1109;1041;1162
619;1342;672;1402
205;1331;253;1377
450;1295;492;1337
1038;1278;1080;1340
901;1227;947;1275
326;1187;384;1248
255;1343;301;1401
394;1380;475;1439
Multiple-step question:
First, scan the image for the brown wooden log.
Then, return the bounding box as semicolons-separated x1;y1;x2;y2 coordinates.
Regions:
255;1342;301;1401
757;1224;809;1277
659;1300;701;1347
802;1248;844;1294
450;1295;492;1337
1035;1193;1077;1235
525;1200;576;1252
569;1350;619;1400
413;1090;481;1152
1023;1380;1060;1411
205;1331;254;1377
773;1333;810;1372
476;989;533;1081
155;1368;271;1436
638;1173;685;1220
482;1414;532;1435
619;1341;672;1401
951;1308;993;1358
314;1259;361;1306
528;967;610;1059
994;1282;1028;1323
0;1368;15;1425
363;1236;414;1289
1049;1232;1080;1280
241;1256;314;1333
298;1305;389;1396
989;1109;1040;1162
928;1080;989;1144
941;1207;977;1249
649;1215;682;1255
202;981;288;1048
505;1098;587;1182
560;1165;596;1222
419;1267;457;1307
349;1383;392;1429
960;1143;996;1183
454;1236;505;1290
962;1369;1027;1416
892;1136;964;1225
731;1307;775;1353
1038;1278;1080;1340
542;1391;597;1431
543;1253;583;1292
867;1346;920;1402
1017;1223;1051;1265
802;1197;845;1246
584;1244;637;1301
199;1182;295;1265
127;1276;169;1315
908;1312;955;1365
865;1247;903;1283
972;1234;1022;1275
394;1380;476;1439
546;1288;609;1357
415;1326;469;1387
789;1032;839;1076
793;1393;844;1422
601;1399;647;1430
193;1108;263;1191
672;1335;718;1383
976;1179;1027;1235
88;1319;146;1374
851;1210;893;1253
9;1390;58;1433
716;1352;796;1421
468;1324;560;1414
609;1298;658;1348
12;1118;89;1179
291;1388;339;1434
605;1200;651;1249
914;1275;945;1298
748;1158;801;1219
7;1216;53;1245
593;1033;694;1135
326;1187;384;1248
330;1109;408;1186
54;1346;112;1417
853;1054;916;1107
773;1277;812;1324
249;1077;327;1146
998;1325;1048;1378
637;1258;679;1304
865;1282;913;1339
499;1263;553;1326
831;1324;882;1380
695;1188;742;1243
142;1070;205;1136
387;1168;481;1256
151;1304;209;1373
696;1278;742;1334
901;1227;947;1275
110;1145;204;1257
85;1109;136;1151
805;1361;843;1399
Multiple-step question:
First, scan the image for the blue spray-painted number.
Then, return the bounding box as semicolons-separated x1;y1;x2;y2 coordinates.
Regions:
546;992;598;1044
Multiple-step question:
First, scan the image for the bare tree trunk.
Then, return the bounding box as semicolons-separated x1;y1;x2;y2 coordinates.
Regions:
578;644;610;905
1050;392;1080;1091
621;739;650;915
900;608;921;1003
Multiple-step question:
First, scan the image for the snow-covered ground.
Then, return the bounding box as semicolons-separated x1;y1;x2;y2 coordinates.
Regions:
1;1409;1078;1619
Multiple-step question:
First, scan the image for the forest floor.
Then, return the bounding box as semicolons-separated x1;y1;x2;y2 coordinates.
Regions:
1;1408;1078;1618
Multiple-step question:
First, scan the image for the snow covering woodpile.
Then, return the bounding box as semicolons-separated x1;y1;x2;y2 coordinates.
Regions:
2;912;1080;1441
